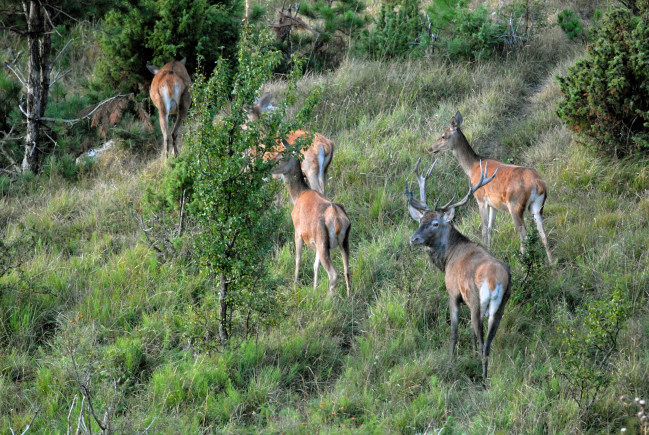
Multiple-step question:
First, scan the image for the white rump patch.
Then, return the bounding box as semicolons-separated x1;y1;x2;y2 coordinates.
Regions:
479;280;504;318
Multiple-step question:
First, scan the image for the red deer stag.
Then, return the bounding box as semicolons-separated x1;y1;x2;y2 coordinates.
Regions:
407;158;511;380
146;58;191;158
429;111;553;264
250;93;334;195
272;155;351;296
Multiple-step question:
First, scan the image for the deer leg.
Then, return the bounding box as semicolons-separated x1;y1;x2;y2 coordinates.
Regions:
509;206;527;254
294;234;304;285
449;297;459;360
341;229;352;297
530;203;553;265
316;243;337;295
158;110;170;158
483;301;506;380
470;304;484;358
313;251;320;291
479;202;489;246
487;206;497;246
170;104;188;157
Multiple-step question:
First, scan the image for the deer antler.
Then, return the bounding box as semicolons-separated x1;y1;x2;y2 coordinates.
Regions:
442;161;497;211
413;157;437;203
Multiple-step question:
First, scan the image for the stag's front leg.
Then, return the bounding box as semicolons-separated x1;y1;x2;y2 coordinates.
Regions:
294;234;304;285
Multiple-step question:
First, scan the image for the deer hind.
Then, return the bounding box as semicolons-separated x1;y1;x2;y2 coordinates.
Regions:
407;158;511;380
249;93;334;195
147;58;191;159
429;110;553;264
273;156;351;297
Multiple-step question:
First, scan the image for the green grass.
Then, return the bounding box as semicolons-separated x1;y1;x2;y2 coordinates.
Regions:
2;4;649;433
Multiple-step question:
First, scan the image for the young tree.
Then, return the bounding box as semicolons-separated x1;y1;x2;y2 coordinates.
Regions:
185;27;319;342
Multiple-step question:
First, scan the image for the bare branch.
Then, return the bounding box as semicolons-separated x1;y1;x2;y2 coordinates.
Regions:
50;68;72;87
51;39;73;67
2;50;27;87
20;409;42;435
19;94;132;125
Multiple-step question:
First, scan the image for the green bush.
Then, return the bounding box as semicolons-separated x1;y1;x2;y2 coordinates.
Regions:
557;9;583;39
359;0;426;60
557;7;649;157
96;0;241;92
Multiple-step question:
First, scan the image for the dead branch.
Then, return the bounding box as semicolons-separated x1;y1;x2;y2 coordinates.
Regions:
19;93;132;125
2;49;26;87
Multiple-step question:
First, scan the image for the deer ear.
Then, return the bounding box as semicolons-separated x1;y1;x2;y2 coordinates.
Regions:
442;207;456;222
180;57;187;65
146;64;160;75
408;205;425;223
258;92;272;111
451;110;463;128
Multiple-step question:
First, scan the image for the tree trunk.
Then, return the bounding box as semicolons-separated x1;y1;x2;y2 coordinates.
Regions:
219;273;229;342
21;1;52;173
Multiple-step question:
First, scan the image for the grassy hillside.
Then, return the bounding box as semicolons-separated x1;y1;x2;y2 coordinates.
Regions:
2;3;649;433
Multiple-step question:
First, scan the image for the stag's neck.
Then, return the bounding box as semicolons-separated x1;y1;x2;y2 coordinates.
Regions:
425;228;471;272
284;171;311;205
452;129;480;177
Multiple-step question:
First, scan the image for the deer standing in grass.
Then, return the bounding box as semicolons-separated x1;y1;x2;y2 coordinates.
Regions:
250;93;334;194
272;155;351;296
147;58;191;158
429;111;553;264
407;158;511;380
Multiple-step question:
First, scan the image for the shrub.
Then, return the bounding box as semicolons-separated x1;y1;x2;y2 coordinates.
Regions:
185;27;319;343
96;0;241;92
359;0;427;60
557;285;631;420
557;9;583;39
557;7;649;157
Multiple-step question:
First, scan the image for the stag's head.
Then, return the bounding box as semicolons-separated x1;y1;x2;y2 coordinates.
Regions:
429;110;463;154
406;157;496;247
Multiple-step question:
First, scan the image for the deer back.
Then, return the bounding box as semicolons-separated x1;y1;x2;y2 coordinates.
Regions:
148;59;191;115
468;160;547;212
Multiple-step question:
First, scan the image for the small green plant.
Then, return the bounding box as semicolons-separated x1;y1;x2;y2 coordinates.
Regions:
557;285;631;419
557;6;649;157
511;228;550;311
557;9;583;40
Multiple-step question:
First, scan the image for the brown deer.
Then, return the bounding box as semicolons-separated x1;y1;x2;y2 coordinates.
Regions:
249;93;334;195
146;58;191;158
272;155;351;296
407;158;511;380
429;110;553;264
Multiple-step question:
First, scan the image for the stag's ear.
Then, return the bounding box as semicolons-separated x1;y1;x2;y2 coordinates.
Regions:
408;205;425;223
451;110;463;129
258;92;273;112
179;57;187;65
442;207;456;223
146;64;160;75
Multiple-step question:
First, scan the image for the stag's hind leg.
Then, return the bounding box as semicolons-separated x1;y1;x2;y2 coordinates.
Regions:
158;111;171;158
530;195;553;264
315;241;337;295
508;204;527;254
341;227;351;297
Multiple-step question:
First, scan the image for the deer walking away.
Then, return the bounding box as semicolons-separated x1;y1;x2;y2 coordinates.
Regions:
429;110;553;264
407;158;511;380
250;93;334;195
147;58;192;158
273;156;351;297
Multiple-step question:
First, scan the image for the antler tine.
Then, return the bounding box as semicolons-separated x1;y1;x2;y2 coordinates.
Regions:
413;157;438;203
443;160;498;211
405;182;430;213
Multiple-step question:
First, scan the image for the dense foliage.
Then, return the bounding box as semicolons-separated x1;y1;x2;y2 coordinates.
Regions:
557;5;649;156
96;0;241;92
